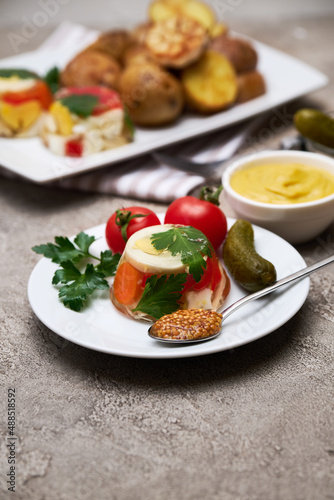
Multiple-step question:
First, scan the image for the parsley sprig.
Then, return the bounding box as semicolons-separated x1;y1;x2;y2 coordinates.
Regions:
44;66;60;94
32;232;120;312
150;226;212;282
59;94;99;117
133;273;187;319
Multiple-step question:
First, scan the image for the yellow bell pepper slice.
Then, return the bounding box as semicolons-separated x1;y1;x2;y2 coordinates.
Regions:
50;101;73;136
0;100;41;131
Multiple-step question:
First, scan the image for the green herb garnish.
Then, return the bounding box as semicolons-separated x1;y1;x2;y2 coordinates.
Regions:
150;226;212;283
133;273;187;319
0;68;39;79
59;94;99;117
44;66;60;94
131;226;213;318
124;109;135;139
32;232;120;311
53;261;111;312
32;232;96;264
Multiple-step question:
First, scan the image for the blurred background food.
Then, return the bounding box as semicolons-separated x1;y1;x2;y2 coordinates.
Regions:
1;0;333;130
51;0;268;126
1;0;334;30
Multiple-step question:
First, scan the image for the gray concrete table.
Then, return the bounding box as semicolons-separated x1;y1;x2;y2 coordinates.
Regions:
1;17;333;500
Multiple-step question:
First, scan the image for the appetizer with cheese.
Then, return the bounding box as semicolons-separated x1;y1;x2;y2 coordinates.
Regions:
111;224;230;321
0;68;53;138
42;86;132;156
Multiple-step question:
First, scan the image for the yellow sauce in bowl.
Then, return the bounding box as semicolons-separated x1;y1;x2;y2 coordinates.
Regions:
230;162;334;204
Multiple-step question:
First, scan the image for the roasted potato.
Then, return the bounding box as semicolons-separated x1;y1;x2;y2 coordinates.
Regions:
60;50;122;89
145;16;208;68
209;22;229;38
209;36;258;73
148;0;216;30
122;44;155;67
131;22;154;45
119;63;184;126
236;70;266;104
148;0;178;23
181;50;238;113
86;29;135;63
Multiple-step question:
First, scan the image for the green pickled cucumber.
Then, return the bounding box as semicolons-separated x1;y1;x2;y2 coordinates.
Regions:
223;219;277;292
294;108;334;148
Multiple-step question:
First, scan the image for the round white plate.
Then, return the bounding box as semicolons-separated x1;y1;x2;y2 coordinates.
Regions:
27;219;309;359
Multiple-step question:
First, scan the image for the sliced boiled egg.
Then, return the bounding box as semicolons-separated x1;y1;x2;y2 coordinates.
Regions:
124;224;187;275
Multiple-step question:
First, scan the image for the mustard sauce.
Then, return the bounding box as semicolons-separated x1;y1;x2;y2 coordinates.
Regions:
230;163;334;204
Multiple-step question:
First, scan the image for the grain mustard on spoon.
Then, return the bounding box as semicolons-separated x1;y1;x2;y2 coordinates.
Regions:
148;254;334;344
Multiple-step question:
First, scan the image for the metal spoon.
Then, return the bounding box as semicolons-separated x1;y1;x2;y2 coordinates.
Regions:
148;254;334;344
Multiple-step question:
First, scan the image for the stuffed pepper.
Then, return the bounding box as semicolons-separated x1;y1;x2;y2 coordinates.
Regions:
0;68;53;137
42;86;132;156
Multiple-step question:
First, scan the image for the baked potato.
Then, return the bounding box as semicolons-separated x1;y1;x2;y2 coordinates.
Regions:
119;62;184;126
60;50;122;89
145;16;209;68
236;70;266;104
131;22;154;45
122;44;155;67
181;50;238;113
148;0;217;30
209;35;258;73
85;29;135;63
209;22;229;38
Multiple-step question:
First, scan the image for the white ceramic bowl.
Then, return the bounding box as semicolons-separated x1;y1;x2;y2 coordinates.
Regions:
222;150;334;244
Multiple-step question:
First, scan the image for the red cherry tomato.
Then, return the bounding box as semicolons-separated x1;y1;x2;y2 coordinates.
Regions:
164;191;227;250
105;207;161;254
2;79;53;109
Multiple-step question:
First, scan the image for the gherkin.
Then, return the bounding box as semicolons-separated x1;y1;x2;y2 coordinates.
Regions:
294;108;334;149
223;219;277;292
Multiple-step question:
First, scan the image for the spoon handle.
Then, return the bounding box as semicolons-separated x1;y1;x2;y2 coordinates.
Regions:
220;254;334;321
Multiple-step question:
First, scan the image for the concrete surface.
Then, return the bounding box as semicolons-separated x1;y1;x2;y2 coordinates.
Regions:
1;14;334;500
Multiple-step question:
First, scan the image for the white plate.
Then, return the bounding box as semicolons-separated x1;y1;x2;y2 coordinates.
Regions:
27;218;309;359
0;27;328;183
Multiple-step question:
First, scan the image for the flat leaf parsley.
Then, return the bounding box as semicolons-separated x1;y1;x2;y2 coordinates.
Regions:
59;94;99;117
150;226;212;282
32;232;120;311
133;273;187;319
44;66;60;94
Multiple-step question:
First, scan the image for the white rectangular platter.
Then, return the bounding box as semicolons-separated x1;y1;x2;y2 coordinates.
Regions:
0;24;328;183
